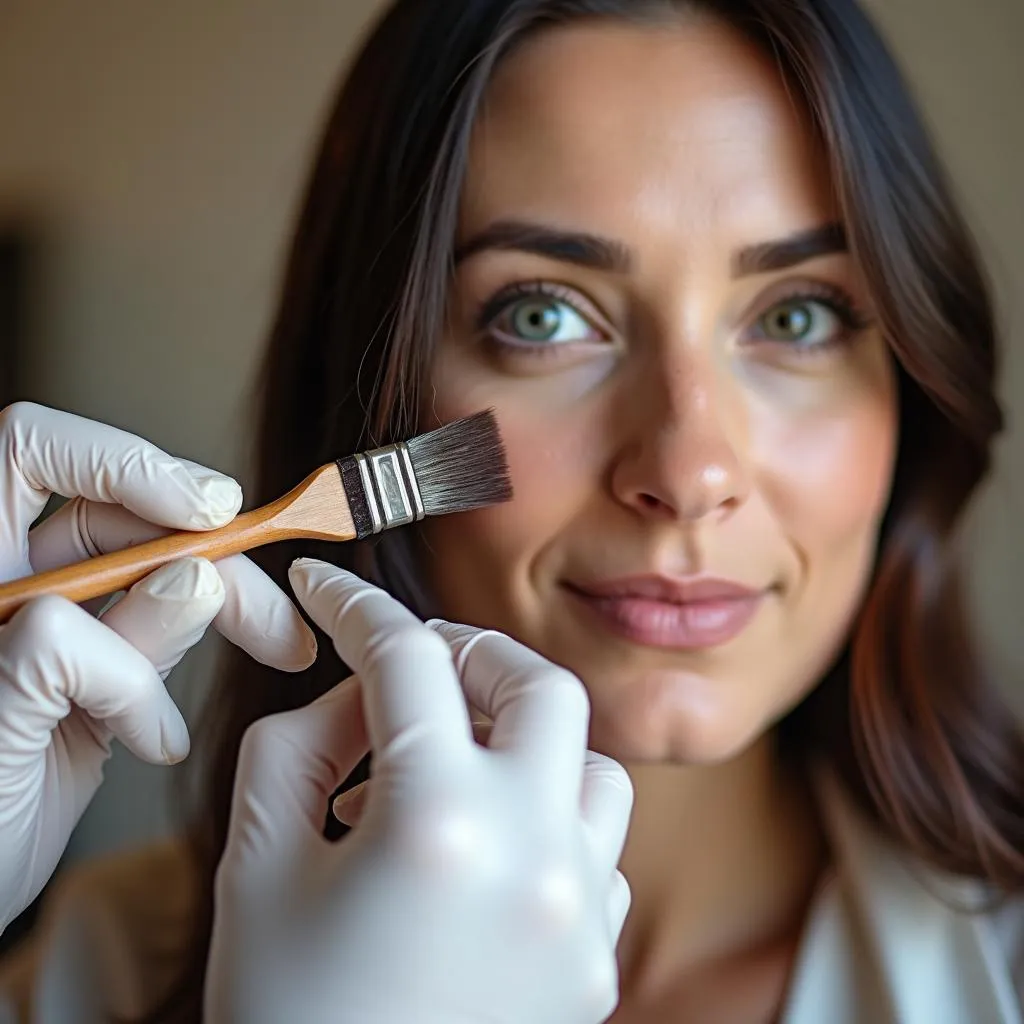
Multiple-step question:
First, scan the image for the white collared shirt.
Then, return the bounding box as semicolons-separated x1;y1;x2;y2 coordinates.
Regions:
783;771;1024;1023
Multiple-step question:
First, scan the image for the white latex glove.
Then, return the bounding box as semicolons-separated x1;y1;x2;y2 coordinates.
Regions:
206;558;633;1024
0;402;317;935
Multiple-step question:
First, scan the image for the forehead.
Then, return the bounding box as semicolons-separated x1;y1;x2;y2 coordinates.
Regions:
460;17;836;252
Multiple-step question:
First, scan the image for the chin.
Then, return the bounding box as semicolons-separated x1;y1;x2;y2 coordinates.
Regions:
581;668;779;766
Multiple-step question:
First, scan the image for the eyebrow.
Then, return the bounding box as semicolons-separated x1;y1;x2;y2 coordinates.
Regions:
732;223;847;276
453;219;847;278
453;220;632;273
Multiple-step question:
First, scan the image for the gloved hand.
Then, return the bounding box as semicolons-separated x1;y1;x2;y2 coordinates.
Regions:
0;402;317;935
206;558;633;1024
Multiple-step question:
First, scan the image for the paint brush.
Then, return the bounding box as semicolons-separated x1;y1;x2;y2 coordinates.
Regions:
0;410;512;624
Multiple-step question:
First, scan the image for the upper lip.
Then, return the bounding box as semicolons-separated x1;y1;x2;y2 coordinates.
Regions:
569;575;763;604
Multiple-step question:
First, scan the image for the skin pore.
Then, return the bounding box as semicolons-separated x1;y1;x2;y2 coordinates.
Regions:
421;13;898;1022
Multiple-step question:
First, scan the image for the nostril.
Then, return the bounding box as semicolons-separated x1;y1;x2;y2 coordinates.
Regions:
637;492;667;512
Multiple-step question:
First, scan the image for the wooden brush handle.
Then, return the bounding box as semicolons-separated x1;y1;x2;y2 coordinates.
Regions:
0;463;356;625
0;508;282;621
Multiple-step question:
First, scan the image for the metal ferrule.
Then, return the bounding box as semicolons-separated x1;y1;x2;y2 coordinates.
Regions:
352;440;425;534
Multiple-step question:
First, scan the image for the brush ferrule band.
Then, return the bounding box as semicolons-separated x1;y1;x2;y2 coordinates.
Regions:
398;443;425;521
353;441;424;534
354;455;383;534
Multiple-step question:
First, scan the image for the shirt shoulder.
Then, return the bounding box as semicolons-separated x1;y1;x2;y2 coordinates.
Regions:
988;893;1024;1009
794;764;1024;1022
0;838;197;1023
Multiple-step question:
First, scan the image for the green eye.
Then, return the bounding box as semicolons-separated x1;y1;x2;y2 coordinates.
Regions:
512;299;564;340
758;299;842;347
499;297;595;344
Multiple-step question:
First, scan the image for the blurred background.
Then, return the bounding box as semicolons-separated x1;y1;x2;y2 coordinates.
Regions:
0;0;1021;905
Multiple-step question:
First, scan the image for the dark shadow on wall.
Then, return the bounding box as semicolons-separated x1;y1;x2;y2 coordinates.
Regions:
0;227;49;959
0;229;28;407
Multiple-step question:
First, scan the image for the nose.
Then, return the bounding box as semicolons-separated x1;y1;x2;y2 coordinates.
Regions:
609;352;751;524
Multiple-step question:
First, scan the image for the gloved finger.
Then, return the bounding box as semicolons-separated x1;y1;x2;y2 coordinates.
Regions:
29;497;170;573
330;718;494;827
213;556;317;671
0;595;190;765
288;560;471;775
580;749;633;876
99;557;225;679
29;498;166;617
426;619;591;806
28;456;252;574
607;870;632;944
0;402;241;579
30;499;317;671
225;677;366;868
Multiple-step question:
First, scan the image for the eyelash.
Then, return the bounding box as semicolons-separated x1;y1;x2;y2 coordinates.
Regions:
476;280;871;357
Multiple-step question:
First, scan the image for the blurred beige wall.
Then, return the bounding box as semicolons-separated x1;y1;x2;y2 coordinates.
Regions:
0;0;384;863
0;0;1020;865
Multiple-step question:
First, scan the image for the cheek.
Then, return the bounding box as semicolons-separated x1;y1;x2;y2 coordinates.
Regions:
750;359;898;555
742;361;898;712
763;407;897;545
427;342;602;526
419;385;600;618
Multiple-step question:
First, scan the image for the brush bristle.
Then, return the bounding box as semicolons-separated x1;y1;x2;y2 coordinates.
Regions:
405;409;513;517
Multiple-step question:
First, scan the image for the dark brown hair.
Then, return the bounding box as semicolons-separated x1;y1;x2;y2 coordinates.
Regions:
148;0;1023;1018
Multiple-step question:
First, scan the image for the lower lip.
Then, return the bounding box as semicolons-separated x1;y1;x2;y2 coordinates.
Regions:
566;587;764;650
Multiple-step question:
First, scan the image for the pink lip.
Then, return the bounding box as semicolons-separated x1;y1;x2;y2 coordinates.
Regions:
565;575;765;650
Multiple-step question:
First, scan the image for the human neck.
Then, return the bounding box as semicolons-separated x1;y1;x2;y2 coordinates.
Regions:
615;735;827;1003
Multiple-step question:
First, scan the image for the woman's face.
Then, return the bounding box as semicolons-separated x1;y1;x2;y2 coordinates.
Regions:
423;16;898;764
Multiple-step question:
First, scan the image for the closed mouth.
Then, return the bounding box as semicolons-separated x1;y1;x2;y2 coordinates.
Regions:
562;576;766;650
